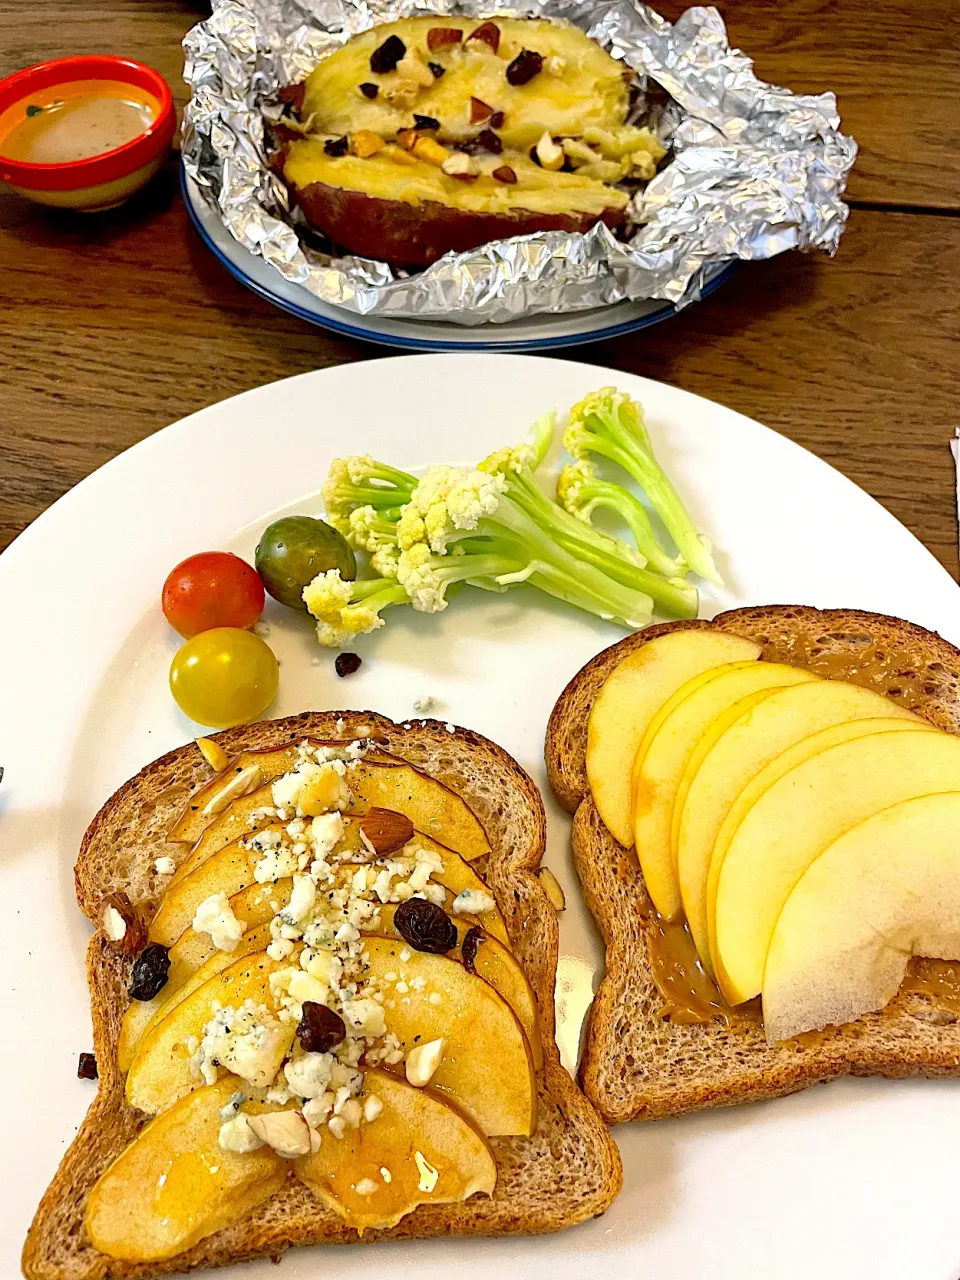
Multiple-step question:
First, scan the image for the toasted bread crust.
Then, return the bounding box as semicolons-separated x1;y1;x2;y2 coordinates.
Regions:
25;713;621;1279
546;607;960;1124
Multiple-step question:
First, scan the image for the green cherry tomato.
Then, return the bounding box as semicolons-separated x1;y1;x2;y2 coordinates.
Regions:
255;516;356;611
169;627;279;728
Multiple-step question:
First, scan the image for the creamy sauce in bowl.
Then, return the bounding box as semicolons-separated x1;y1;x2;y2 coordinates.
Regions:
0;79;159;164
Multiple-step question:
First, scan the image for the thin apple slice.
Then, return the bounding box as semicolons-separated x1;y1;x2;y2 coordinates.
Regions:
677;681;925;970
118;922;275;1074
296;1067;495;1230
374;905;541;1068
705;716;931;978
763;792;960;1042
348;764;490;861
154;827;508;954
586;629;762;848
126;952;290;1115
170;782;280;886
86;1079;286;1261
361;937;536;1136
714;724;960;1005
631;660;818;918
148;833;273;948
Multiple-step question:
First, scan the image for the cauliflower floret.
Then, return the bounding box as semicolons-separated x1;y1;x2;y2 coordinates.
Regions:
303;569;353;622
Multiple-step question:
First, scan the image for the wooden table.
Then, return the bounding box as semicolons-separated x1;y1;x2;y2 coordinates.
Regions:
2;0;958;576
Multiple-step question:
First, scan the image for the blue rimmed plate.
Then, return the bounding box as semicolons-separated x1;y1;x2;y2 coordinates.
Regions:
182;167;736;351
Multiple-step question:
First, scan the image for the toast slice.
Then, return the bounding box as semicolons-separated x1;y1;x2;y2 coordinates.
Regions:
546;605;960;1124
24;711;621;1279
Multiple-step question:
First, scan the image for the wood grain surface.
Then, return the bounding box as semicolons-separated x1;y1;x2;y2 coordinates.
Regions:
1;0;958;583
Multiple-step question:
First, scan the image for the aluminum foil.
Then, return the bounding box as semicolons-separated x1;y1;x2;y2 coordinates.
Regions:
182;0;857;324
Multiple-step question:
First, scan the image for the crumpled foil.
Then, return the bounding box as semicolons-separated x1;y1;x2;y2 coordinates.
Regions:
182;0;857;324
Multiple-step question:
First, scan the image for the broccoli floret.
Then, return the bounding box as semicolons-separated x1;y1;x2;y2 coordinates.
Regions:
302;569;410;648
564;388;721;584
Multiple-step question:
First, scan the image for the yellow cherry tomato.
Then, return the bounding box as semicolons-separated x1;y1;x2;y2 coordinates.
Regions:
169;627;279;728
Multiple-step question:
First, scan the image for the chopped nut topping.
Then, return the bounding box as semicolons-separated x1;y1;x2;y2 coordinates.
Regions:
369;34;405;75
412;136;450;167
247;1110;312;1158
534;130;565;171
506;49;543;86
196;736;230;772
396;127;419;151
427;26;462;52
442;151;479;179
405;1037;446;1087
466;21;500;53
492;164;517;184
350;130;385;158
100;892;146;956
396;54;435;88
469;96;495;124
359;806;415;855
201;762;262;817
384;143;419;166
538;867;566;911
383;79;420;109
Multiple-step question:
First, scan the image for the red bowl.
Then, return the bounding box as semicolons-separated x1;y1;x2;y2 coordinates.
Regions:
0;55;175;209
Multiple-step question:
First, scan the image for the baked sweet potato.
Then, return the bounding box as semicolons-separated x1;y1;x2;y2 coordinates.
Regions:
301;16;630;152
279;14;664;267
283;146;628;268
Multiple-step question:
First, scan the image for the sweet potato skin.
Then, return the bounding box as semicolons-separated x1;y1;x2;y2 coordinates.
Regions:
291;178;626;267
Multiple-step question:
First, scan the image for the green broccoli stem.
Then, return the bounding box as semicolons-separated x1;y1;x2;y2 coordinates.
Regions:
561;472;687;579
570;408;721;584
495;466;696;619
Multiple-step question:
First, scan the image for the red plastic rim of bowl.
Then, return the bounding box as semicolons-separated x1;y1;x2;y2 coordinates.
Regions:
0;55;175;191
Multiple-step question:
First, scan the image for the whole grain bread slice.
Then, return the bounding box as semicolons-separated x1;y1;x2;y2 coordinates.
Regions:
545;606;960;1125
24;712;622;1280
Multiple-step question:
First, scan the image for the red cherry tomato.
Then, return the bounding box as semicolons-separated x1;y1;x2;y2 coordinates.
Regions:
162;552;265;638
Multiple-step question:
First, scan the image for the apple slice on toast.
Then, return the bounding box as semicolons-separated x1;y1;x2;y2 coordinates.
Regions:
85;1080;286;1261
296;1067;496;1230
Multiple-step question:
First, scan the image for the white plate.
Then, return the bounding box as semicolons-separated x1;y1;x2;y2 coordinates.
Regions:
182;169;737;352
3;354;960;1280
